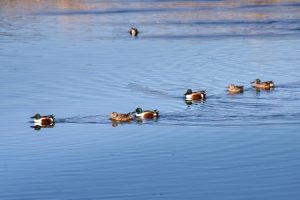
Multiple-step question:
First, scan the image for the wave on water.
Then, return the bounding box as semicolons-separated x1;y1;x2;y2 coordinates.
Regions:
29;79;300;129
30;108;300;129
127;83;174;99
57;115;111;125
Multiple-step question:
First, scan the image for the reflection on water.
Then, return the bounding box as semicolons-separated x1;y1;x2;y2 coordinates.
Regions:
111;120;131;127
1;0;300;200
30;124;55;130
185;99;206;106
254;87;275;93
1;0;300;40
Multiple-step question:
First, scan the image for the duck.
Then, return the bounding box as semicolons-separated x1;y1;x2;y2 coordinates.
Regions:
251;79;275;89
227;84;244;93
130;27;138;36
184;89;206;100
134;107;159;119
110;112;133;122
31;113;55;126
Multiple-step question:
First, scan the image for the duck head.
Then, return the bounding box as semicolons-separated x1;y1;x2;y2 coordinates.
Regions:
110;112;118;118
31;113;41;119
185;89;193;95
135;107;143;114
251;79;261;84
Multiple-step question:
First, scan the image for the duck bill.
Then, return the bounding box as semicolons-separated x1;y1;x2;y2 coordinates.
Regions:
30;116;35;119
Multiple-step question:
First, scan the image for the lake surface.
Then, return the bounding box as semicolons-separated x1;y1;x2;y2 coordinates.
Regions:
1;0;300;199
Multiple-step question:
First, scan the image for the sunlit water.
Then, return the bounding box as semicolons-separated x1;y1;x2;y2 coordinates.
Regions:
1;0;300;199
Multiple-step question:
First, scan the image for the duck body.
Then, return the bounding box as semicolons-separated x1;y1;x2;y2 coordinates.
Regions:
110;112;133;122
130;27;138;36
184;89;206;100
251;79;275;89
134;107;159;119
31;114;55;126
228;84;244;93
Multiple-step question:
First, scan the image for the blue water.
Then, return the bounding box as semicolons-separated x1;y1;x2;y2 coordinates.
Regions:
1;0;300;199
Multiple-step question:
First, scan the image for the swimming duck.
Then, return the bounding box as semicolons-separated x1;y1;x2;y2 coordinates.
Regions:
31;114;55;126
134;107;159;119
110;112;133;122
251;79;275;89
227;84;244;93
184;89;206;100
130;27;138;36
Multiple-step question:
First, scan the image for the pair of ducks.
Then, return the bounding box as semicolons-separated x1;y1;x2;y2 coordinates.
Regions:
111;107;159;122
30;79;274;125
228;79;275;94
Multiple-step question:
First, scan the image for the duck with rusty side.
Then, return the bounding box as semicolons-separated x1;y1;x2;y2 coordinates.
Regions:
184;89;206;101
134;107;159;119
31;113;55;126
251;79;275;89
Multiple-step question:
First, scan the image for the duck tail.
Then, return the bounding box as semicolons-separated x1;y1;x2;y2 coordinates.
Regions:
50;114;55;121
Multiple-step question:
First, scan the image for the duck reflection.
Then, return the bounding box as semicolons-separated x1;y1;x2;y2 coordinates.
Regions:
111;120;132;127
185;99;205;105
135;117;159;124
228;90;244;96
255;87;275;95
31;123;55;130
